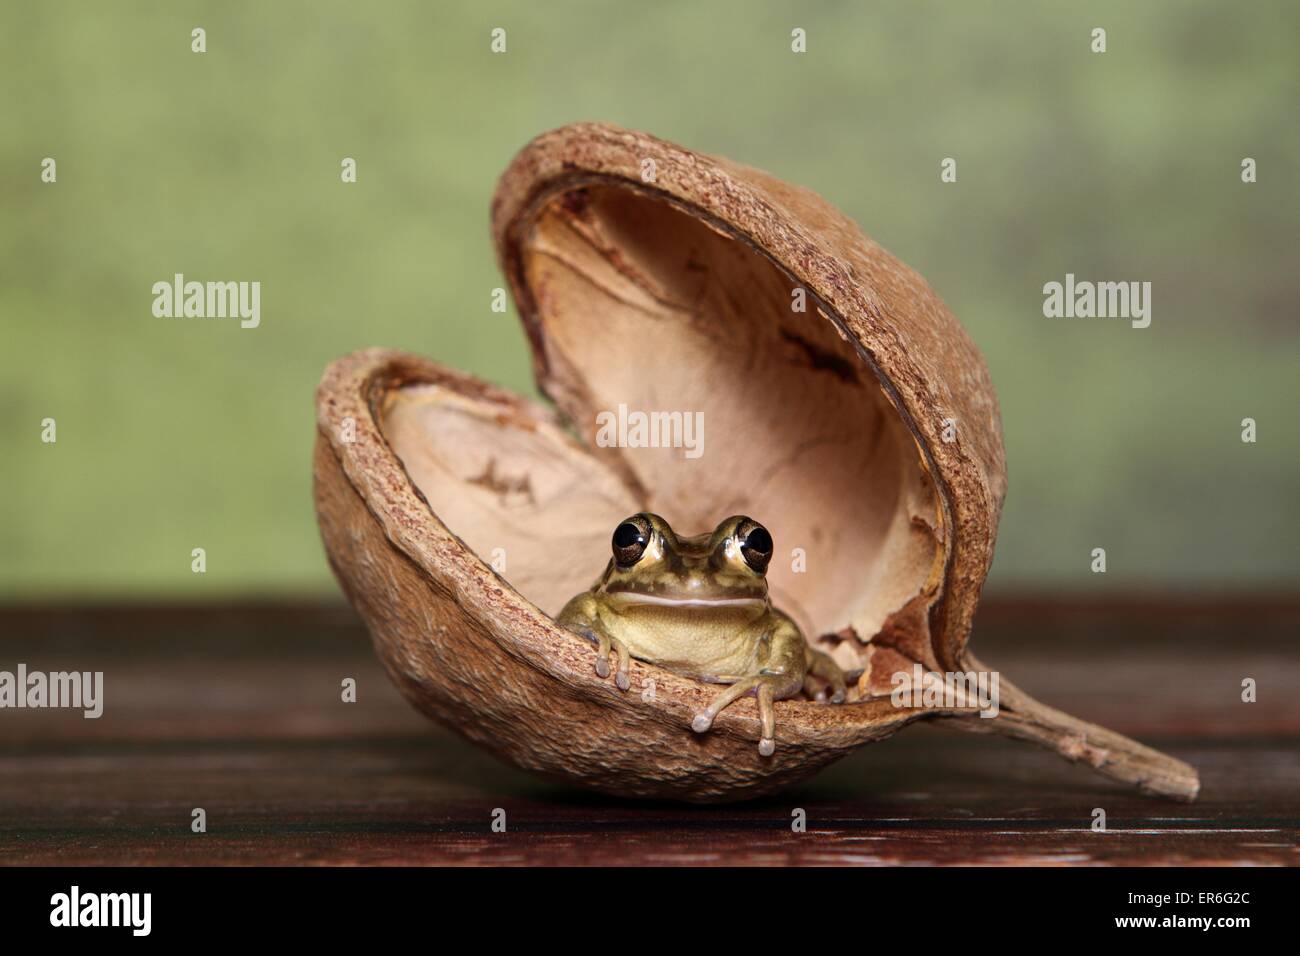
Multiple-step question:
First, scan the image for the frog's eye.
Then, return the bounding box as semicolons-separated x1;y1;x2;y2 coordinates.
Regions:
739;524;773;574
612;517;650;566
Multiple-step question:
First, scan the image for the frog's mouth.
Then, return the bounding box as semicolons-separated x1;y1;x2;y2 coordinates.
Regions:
604;593;769;611
379;179;950;697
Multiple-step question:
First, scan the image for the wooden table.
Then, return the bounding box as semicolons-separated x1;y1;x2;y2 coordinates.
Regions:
1;597;1296;865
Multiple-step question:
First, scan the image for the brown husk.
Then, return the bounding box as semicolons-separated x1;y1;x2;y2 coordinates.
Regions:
313;123;1198;802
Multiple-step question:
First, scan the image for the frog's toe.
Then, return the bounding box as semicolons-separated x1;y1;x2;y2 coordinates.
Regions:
830;687;846;704
691;712;713;733
613;641;631;691
594;656;611;679
758;737;775;757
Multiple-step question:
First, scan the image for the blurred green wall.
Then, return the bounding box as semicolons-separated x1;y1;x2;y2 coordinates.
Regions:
3;1;1297;598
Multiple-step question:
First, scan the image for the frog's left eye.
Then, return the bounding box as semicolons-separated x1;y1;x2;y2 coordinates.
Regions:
739;524;773;574
612;517;650;566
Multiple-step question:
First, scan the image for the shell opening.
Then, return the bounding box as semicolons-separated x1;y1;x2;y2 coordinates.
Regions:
382;184;946;688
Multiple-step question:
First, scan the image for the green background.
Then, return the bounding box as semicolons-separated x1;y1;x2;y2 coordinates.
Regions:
3;1;1297;599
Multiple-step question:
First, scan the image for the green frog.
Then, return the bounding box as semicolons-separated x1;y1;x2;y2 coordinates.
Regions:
557;513;846;756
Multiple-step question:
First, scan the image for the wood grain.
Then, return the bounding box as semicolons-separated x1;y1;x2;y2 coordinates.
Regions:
0;597;1294;865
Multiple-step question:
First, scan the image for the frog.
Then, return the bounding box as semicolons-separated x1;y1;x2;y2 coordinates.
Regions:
557;512;846;756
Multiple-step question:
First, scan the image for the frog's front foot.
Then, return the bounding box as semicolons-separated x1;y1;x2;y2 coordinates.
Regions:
691;675;795;756
593;632;631;691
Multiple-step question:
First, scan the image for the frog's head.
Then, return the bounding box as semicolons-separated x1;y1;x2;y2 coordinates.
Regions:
596;512;773;613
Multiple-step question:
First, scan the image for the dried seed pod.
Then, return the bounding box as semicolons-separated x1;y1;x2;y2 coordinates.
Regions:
314;123;1198;802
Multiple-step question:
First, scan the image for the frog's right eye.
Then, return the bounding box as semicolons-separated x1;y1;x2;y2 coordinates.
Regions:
738;522;773;574
612;517;650;566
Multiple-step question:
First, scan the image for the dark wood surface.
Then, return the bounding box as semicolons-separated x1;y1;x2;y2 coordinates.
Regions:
1;596;1296;866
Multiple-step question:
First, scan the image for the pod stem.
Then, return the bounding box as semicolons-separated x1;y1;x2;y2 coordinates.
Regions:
949;652;1201;801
